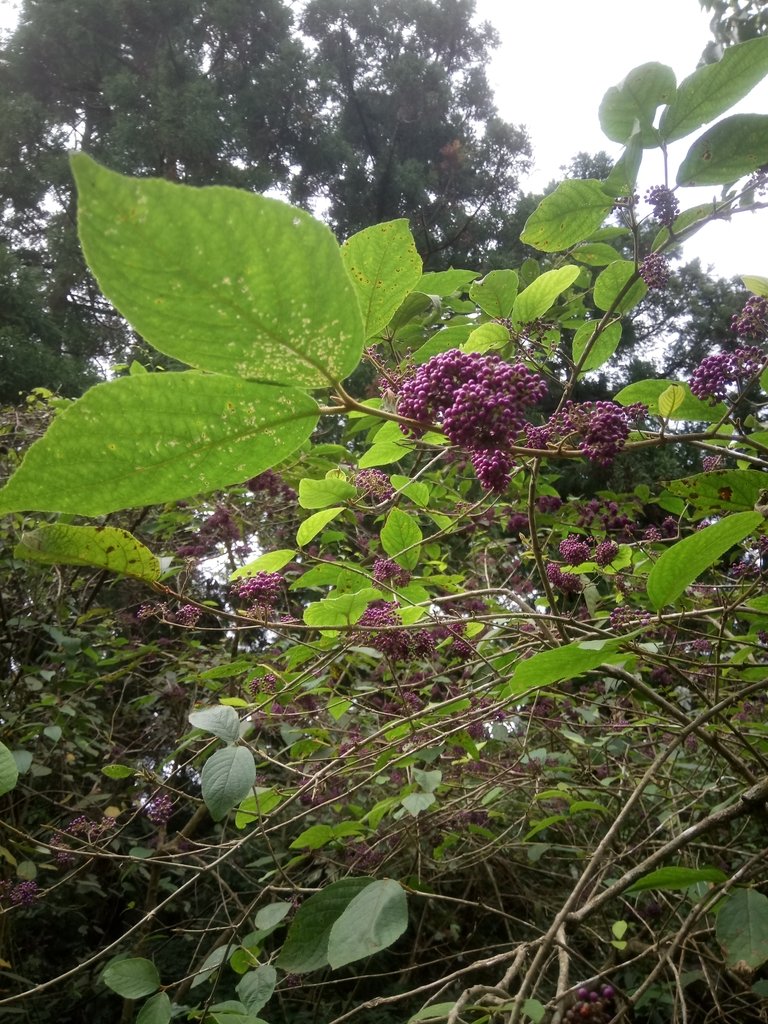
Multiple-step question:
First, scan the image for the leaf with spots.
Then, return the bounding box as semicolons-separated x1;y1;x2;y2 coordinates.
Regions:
15;525;160;582
676;114;768;186
71;154;364;388
341;220;422;339
0;373;318;515
521;180;614;253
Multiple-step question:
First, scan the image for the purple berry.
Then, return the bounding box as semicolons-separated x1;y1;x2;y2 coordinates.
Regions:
372;558;411;588
645;185;679;226
594;540;619;567
559;536;591;565
639;252;670;289
731;295;768;340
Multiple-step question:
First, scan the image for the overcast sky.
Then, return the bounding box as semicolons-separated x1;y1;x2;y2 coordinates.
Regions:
474;0;768;281
1;0;765;279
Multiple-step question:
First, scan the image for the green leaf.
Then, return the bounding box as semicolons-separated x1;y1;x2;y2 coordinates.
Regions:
522;999;547;1024
628;866;727;892
602;134;643;196
71;153;363;388
0;741;19;797
658;383;686;418
15;524;160;582
357;441;414;468
136;992;172;1024
190;945;229;988
254;902;292;930
742;275;768;298
468;270;518;318
299;478;357;509
593;260;647;313
102;958;160;999
189;706;241;745
462;321;510;354
230;550;296;580
341;220;422;340
572;320;622;373
599;62;676;145
506;639;627;694
201;746;257;821
401;792;436;816
277;877;375;973
520;180;614;253
512;266;581;324
677;114;768;186
102;764;134;779
647;511;763;610
380;507;422;570
0;374;318;516
570;243;621;267
408;1003;456;1022
327;879;408;969
290;824;335;850
236;965;276;1015
667;470;768;516
303;589;378;630
716;888;768;970
615;379;728;422
296;507;344;546
418;270;478;295
660;37;768;143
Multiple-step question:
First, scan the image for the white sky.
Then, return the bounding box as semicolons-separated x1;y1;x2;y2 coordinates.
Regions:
475;0;768;280
0;0;765;279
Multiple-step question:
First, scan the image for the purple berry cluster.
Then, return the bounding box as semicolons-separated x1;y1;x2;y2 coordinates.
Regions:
594;540;619;567
170;604;201;627
397;350;547;492
0;879;39;906
177;504;241;558
355;469;395;502
609;606;651;630
372;558;411;588
527;401;646;466
352;602;434;660
246;468;297;502
645;185;679;226
232;572;284;615
564;984;616;1022
689;346;765;402
559;536;591;565
144;793;174;825
546;562;583;594
639;252;670;289
732;295;768;340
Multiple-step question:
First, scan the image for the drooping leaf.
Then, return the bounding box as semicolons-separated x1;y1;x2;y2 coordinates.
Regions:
102;958;160;999
570;244;622;267
14;524;160;582
0;374;318;516
201;746;257;821
599;62;676;146
742;275;768;298
418;269;478;295
628;866;727;893
512;266;581;324
677;114;768;186
327;879;408;969
615;379;728;422
468;270;518;318
277;877;375;973
136;992;172;1024
667;470;768;517
593;260;647;314
602;133;643;196
0;742;19;797
647;511;763;610
658;383;686;418
189;706;241;745
716;888;768;970
296;507;344;546
520;180;614;252
230;550;296;580
660;37;768;143
380;507;422;570
462;321;510;354
505;639;629;695
341;220;422;339
71;154;363;387
572;320;622;373
236;965;277;1015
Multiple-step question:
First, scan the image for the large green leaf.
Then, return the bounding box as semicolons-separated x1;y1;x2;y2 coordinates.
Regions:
660;37;768;143
303;589;378;629
236;965;277;1015
716;888;768;970
0;373;317;516
614;379;727;422
14;524;160;582
593;260;647;314
327;879;408;969
667;470;768;518
102;958;160;999
136;992;172;1024
677;114;768;186
599;62;676;146
520;180;614;253
505;639;628;695
572;320;622;373
341;220;422;340
0;741;19;797
277;877;375;973
298;477;357;509
512;266;580;324
647;511;763;610
201;746;257;821
380;507;422;570
189;706;241;745
71;153;363;388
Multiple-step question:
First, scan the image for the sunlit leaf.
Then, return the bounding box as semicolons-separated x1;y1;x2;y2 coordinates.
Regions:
15;524;160;582
677;114;768;186
521;180;613;252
